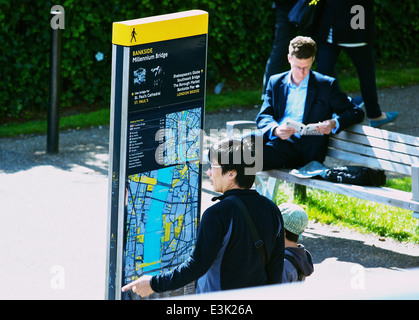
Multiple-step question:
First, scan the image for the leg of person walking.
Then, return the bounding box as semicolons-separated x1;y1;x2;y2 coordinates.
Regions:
262;1;298;99
345;45;399;127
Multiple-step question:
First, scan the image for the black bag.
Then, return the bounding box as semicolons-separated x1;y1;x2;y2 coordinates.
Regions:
323;166;386;186
228;196;266;266
288;0;318;30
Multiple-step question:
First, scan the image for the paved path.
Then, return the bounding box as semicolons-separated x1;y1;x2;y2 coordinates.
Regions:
1;85;418;299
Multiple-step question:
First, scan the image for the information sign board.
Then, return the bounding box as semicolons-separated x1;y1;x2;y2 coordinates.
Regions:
106;10;208;300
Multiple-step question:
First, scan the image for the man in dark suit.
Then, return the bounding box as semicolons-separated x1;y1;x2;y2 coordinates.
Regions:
256;36;364;170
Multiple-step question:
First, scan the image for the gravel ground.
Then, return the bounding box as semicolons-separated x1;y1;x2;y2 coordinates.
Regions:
1;84;418;299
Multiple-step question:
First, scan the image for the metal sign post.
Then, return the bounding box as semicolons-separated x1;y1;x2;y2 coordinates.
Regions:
47;8;63;154
106;10;208;300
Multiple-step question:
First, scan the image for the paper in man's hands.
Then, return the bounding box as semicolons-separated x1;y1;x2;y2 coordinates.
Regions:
286;119;323;135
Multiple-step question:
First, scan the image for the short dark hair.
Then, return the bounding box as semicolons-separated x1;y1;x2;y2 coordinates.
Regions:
288;36;317;59
208;137;256;189
284;229;299;243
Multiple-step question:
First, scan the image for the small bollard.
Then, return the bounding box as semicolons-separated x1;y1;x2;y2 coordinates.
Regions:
47;8;63;154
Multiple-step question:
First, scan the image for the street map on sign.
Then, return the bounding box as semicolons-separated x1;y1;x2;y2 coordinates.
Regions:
123;107;201;284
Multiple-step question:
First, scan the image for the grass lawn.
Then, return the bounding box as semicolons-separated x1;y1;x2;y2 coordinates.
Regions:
0;108;111;138
273;179;419;244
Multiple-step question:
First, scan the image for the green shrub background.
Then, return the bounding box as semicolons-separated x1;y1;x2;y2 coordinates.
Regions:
1;0;418;118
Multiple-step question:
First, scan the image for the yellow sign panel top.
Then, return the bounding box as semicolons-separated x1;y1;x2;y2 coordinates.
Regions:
112;10;208;46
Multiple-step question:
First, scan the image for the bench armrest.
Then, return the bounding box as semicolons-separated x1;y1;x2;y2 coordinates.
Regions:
226;120;257;137
412;164;419;201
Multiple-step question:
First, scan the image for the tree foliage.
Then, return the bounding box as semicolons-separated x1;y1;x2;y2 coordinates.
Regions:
0;0;417;117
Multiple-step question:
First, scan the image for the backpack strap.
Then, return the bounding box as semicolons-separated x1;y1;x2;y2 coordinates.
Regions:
228;195;266;266
284;253;303;281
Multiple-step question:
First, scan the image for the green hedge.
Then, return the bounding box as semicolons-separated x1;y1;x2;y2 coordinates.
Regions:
1;0;418;118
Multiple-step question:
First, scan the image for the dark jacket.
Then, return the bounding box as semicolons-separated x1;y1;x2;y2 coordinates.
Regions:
282;246;314;282
315;0;375;44
256;70;364;164
150;189;284;293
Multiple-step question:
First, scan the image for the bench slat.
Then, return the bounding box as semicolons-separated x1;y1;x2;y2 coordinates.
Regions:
262;170;419;212
332;131;419;157
345;125;419;147
328;139;419;168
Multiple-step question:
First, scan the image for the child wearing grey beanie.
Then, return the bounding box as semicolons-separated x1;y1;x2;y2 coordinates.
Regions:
279;203;314;283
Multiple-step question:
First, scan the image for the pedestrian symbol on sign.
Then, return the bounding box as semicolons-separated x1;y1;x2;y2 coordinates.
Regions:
131;28;137;43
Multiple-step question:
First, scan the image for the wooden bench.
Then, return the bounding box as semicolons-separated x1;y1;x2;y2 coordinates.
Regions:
226;121;419;219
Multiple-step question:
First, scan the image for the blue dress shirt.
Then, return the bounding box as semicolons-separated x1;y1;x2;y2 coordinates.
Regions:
268;72;340;140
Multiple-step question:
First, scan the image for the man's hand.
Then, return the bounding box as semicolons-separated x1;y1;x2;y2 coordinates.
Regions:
315;119;336;135
273;124;297;140
121;275;154;298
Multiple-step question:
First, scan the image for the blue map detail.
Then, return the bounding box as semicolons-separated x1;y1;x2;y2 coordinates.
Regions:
123;107;201;284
